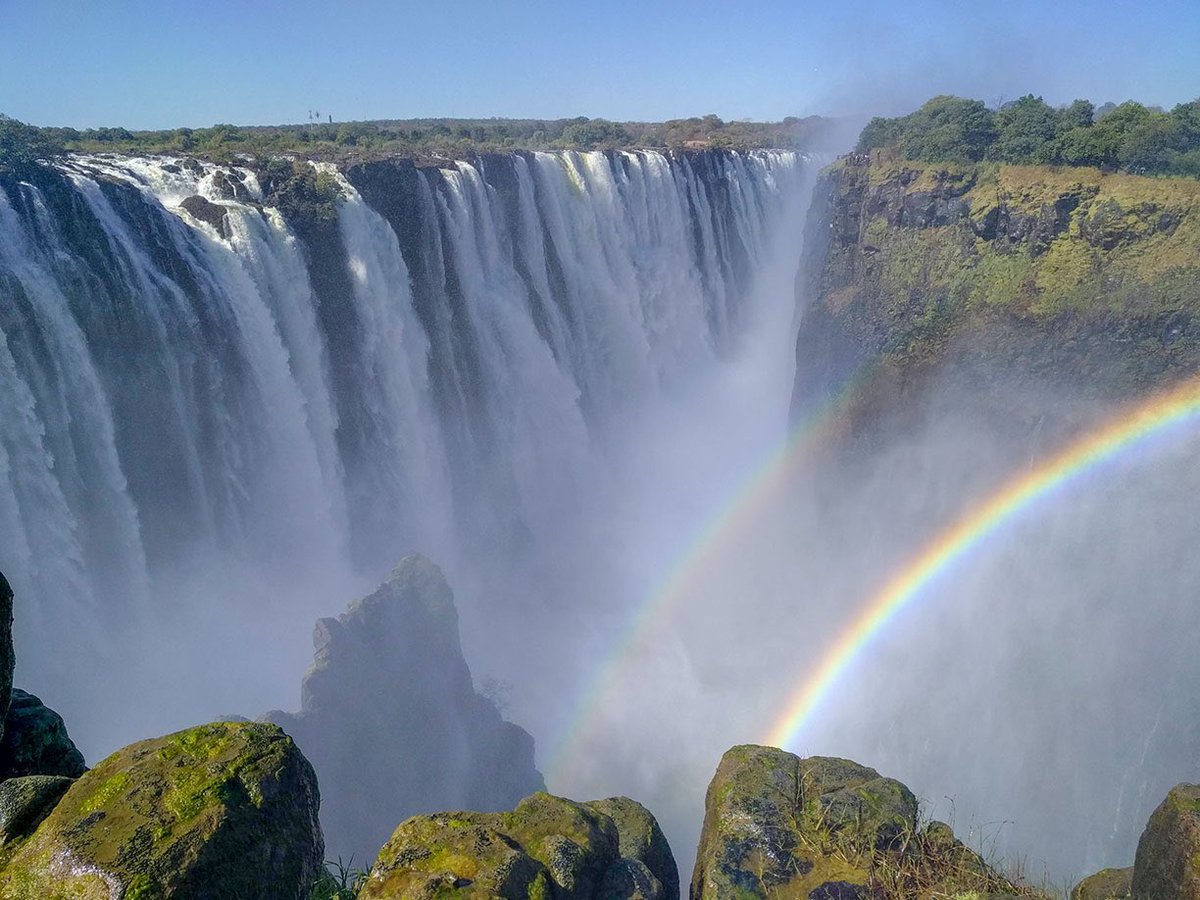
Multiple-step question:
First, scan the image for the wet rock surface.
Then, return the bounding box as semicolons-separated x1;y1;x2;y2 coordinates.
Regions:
264;554;545;867
0;721;323;900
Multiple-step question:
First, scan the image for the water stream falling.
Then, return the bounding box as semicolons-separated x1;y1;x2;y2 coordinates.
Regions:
0;149;814;768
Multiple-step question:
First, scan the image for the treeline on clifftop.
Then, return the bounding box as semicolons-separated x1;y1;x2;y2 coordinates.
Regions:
858;94;1200;176
0;111;839;170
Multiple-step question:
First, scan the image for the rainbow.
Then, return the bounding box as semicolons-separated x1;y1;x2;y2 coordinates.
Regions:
546;366;881;783
765;374;1200;751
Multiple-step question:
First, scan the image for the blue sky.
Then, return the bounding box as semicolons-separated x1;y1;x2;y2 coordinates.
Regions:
3;0;1199;129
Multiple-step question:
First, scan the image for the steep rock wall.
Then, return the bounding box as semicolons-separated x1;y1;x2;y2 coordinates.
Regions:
794;155;1200;448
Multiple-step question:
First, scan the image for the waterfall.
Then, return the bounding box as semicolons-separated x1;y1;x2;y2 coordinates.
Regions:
0;148;812;753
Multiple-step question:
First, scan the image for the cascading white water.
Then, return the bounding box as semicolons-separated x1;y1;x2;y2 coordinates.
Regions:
0;148;813;758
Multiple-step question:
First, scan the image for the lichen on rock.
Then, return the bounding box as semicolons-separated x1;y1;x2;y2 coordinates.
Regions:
1071;865;1132;899
362;790;672;900
689;745;1040;900
1131;782;1200;900
0;721;323;899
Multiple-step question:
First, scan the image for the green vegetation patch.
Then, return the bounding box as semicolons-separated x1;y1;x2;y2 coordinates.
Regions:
858;94;1200;178
0;111;842;169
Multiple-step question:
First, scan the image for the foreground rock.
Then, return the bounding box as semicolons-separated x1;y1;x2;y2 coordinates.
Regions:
690;744;1034;900
584;797;678;900
362;790;677;899
0;689;86;779
264;554;544;866
0;721;323;899
0;776;72;847
1072;866;1132;899
691;745;916;898
1132;782;1200;900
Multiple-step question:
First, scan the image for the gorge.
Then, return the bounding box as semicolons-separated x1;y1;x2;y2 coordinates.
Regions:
4;120;1200;895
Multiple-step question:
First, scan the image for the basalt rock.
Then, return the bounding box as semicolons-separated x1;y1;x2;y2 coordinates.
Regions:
584;797;678;900
690;745;1034;900
0;776;72;847
1132;782;1200;900
1072;866;1133;899
179;194;230;238
263;554;545;867
0;689;86;779
0;721;323;900
0;573;13;743
690;745;916;899
361;790;671;900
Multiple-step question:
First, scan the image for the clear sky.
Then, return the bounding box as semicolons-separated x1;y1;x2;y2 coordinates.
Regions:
3;0;1199;130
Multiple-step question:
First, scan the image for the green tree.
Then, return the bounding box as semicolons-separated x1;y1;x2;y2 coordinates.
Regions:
560;118;630;149
1059;99;1095;130
898;96;997;163
1118;112;1182;172
856;116;904;152
0;114;62;175
990;95;1059;163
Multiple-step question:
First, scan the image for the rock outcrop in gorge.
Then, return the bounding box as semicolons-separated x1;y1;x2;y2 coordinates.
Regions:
264;555;545;868
361;790;678;900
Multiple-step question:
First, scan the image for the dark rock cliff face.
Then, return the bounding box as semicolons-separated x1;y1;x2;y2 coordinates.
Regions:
263;555;545;868
793;156;1200;451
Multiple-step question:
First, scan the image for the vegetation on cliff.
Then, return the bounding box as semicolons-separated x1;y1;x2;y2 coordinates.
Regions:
795;153;1200;441
0;111;840;168
858;94;1200;176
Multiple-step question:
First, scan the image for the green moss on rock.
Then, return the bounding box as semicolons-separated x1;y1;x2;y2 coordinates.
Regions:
583;797;678;900
362;792;673;900
690;746;1044;900
0;721;322;899
1071;865;1132;899
690;745;915;899
1132;783;1200;899
794;158;1200;445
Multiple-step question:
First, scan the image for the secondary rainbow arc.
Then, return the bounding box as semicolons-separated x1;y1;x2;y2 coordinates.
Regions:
546;368;880;783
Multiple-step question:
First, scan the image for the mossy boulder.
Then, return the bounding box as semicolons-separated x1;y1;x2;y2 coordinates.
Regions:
0;573;14;743
1071;866;1132;899
0;721;323;899
1132;782;1200;899
0;690;86;779
690;745;916;899
917;819;989;877
583;797;678;900
362;810;552;899
0;776;72;846
362;791;671;900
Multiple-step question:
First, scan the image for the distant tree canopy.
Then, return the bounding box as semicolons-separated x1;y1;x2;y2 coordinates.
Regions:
858;95;1200;176
0;112;846;169
0;114;63;175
